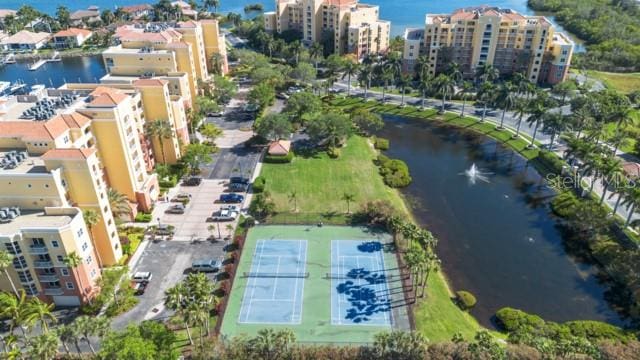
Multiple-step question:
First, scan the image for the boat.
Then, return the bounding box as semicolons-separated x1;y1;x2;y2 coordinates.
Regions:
47;51;61;62
0;82;10;95
1;54;16;64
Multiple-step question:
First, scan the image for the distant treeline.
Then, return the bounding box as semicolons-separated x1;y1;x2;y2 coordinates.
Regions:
244;3;264;12
528;0;640;72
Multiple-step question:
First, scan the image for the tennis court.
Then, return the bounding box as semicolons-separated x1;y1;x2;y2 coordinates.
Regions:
330;240;392;326
238;239;308;324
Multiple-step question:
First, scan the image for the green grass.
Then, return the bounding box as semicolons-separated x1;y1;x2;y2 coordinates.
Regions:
221;225;401;343
601;114;639;154
261;135;408;216
585;70;640;94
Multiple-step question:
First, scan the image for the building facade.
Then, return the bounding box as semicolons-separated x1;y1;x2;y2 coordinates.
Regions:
402;6;574;85
264;0;390;58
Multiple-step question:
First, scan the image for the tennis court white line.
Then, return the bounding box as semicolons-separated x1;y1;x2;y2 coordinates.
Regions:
242;239;266;323
271;256;282;299
373;249;392;326
291;240;302;323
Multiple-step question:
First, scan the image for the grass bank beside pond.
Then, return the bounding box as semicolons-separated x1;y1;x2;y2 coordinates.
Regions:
259;133;485;341
585;70;640;94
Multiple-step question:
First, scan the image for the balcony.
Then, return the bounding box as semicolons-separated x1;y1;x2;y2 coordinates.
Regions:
38;274;59;282
33;261;54;268
28;245;48;255
43;287;64;296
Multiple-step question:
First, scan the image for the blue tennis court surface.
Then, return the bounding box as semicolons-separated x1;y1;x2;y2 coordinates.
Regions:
331;240;392;326
238;239;307;324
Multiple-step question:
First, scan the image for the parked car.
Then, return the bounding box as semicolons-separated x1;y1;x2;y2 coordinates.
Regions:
219;193;244;203
171;193;191;202
155;224;174;236
183;176;202;186
243;103;259;112
212;208;239;221
131;281;148;295
220;204;240;212
165;204;186;214
132;272;153;283
276;92;290;100
228;182;248;192
191;259;222;273
207;111;224;117
230;176;250;184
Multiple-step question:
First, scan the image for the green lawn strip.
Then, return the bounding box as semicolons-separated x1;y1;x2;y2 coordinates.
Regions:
585;70;640;94
601;116;639;154
221;225;399;343
261;136;408;215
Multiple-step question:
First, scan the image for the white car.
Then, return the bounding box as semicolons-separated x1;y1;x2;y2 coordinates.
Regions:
220;205;240;212
212;209;238;221
132;271;153;283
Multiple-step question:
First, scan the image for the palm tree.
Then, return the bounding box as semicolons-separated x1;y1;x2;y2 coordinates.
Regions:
358;64;373;101
512;98;529;139
496;82;516;129
81;209;102;268
0;291;29;336
475;63;499;84
384;52;403;84
0;250;18;296
289;40;303;65
446;62;463;85
403;244;424;297
598;156;623;205
107;189;131;219
203;0;220;13
288;190;298;212
620;186;640;228
414;55;431;80
420;248;441;297
55;324;75;355
63;252;88;302
251;328;296;360
477;81;494;122
165;284;193;345
342;60;360;96
526;101;546;148
24;298;56;333
341;193;355;214
542;112;570;149
416;73;433;109
396;74;411;106
380;66;394;103
457;81;474;117
434;74;455;114
28;333;58;360
146;119;174;164
309;42;323;70
74;316;96;355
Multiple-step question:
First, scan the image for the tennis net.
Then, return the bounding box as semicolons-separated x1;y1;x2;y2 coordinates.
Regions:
243;272;310;278
324;272;398;280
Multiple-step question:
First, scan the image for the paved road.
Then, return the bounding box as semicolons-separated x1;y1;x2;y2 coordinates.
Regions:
111;241;225;330
204;147;261;180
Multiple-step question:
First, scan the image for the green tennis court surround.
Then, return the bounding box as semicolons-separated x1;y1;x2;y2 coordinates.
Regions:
220;225;412;344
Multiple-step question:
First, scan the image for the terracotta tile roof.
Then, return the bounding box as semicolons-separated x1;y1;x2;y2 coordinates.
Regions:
0;30;51;45
623;162;640;178
53;28;92;38
177;20;198;28
57;113;91;128
268;140;291;155
0;116;70;141
89;87;129;106
167;41;190;49
0;9;17;18
133;79;168;87
41;148;96;160
121;4;153;13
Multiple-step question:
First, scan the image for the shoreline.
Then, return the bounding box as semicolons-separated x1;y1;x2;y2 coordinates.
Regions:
2;49;105;61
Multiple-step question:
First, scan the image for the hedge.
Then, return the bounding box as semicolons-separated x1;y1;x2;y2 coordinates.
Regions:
550;191;580;218
253;176;266;193
135;212;152;223
377;154;412;188
455;290;477;311
374;137;389;150
537;150;565;175
264;151;293;163
327;147;341;158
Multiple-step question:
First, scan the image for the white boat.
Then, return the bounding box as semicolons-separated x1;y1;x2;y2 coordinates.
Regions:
29;59;46;71
47;51;61;62
0;82;10;94
2;54;16;64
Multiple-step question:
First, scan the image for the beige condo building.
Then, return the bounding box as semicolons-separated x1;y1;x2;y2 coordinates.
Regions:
402;6;574;85
264;0;390;58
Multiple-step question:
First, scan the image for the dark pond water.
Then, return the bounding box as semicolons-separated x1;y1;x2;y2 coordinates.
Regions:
0;56;106;88
377;114;624;328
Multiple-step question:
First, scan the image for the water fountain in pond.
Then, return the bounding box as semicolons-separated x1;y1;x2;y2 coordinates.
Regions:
462;163;491;184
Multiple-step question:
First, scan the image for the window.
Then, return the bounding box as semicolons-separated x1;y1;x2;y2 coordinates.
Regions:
4;242;22;255
66;282;74;290
17;270;33;283
81;242;88;252
90;269;97;278
51;240;59;248
12;256;27;269
56;255;64;263
61;268;70;276
86;256;92;265
25;284;38;296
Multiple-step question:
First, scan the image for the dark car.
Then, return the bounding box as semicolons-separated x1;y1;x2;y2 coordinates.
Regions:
230;176;250;184
183;176;202;186
228;183;248;192
219;193;244;203
132;281;148;296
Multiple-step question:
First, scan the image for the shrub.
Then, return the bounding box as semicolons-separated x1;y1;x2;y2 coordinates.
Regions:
134;212;152;223
635;137;640;156
352;200;398;228
551;191;580;218
495;307;546;332
377;155;412;188
253;176;266;193
327;147;341;158
455;290;477;310
565;320;633;342
537;150;565;175
374;137;390;150
264;151;293;163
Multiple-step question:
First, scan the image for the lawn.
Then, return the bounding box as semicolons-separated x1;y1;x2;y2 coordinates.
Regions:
586;70;640;94
261;135;409;217
257;131;486;341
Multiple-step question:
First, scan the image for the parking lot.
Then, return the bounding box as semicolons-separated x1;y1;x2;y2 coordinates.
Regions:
111;240;225;330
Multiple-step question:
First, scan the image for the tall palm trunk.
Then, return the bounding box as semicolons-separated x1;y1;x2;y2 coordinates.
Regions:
440;94;446;113
61;341;70;354
481;103;487;122
600;180;609;204
420;270;431;297
400;87;405;106
347;73;351;96
74;340;82;354
85;337;95;354
625;203;636;228
612;193;623;215
185;322;193;345
515;114;525;138
364;78;369;101
461;98;466;117
421;90;426;109
159;138;167;164
530;120;539;147
382;83;387;103
499;108;507;128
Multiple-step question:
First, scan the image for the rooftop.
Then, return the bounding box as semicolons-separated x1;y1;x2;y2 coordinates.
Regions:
0;209;75;235
103;45;171;55
0;150;47;174
404;28;424;41
0;30;51;45
121;4;153;13
53;28;92;38
41;148;96;161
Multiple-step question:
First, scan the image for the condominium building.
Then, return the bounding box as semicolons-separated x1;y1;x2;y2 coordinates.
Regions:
103;20;228;105
0;206;101;306
402;6;574;85
264;0;390;58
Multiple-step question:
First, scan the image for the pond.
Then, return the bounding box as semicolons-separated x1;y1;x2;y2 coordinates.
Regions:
377;114;624;328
